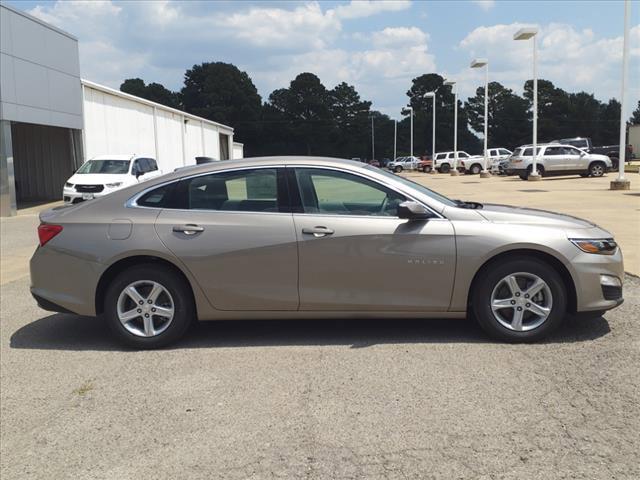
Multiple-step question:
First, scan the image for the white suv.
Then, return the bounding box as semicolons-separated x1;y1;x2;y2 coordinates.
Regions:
433;151;471;173
63;154;163;204
506;144;612;180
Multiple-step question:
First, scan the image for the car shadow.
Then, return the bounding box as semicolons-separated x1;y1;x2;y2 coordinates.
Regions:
9;313;611;352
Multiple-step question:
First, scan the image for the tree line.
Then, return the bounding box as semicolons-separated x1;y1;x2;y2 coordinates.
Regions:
121;62;640;159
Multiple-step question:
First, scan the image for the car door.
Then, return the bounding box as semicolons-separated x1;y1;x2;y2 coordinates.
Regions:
290;167;456;311
541;146;568;172
154;166;299;311
564;146;585;170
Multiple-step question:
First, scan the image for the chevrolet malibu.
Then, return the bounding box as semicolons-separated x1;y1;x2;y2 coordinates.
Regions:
31;157;624;348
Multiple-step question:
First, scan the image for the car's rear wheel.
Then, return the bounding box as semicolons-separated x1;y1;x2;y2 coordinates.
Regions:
589;161;605;177
104;264;194;349
472;258;567;342
470;163;482;175
439;163;451;174
422;165;432;173
394;166;403;173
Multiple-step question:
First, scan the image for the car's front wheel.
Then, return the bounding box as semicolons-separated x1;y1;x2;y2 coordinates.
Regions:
472;258;567;342
104;264;194;349
469;163;482;175
394;166;403;173
422;165;432;173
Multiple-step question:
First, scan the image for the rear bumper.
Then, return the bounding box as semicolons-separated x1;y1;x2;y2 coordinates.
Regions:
30;246;102;316
31;292;77;314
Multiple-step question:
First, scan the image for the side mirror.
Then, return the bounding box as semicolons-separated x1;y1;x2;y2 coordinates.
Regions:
397;201;434;220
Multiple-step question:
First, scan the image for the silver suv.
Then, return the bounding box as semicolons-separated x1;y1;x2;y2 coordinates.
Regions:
388;156;421;173
506;144;612;180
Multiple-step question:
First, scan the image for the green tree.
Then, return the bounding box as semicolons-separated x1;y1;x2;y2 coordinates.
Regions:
120;78;181;109
629;100;640;125
523;79;571;141
465;82;530;150
599;99;622;145
266;73;333;155
181;62;262;151
328;82;372;158
405;73;480;156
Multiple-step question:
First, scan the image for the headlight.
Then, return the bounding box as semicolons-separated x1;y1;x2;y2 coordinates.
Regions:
105;182;123;188
64;182;74;188
570;238;617;255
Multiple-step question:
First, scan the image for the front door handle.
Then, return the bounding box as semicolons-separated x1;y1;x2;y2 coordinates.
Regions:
302;226;334;238
172;224;205;235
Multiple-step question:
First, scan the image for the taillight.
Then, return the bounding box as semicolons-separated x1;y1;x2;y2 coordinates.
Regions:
38;224;63;246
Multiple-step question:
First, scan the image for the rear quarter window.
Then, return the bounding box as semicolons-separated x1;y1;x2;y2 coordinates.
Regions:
136;183;172;208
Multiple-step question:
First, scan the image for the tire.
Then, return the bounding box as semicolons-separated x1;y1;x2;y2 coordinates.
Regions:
422;165;432;173
589;161;605;177
104;264;195;349
519;173;528;181
472;258;567;342
439;163;451;174
579;173;589;178
394;166;403;173
470;163;482;175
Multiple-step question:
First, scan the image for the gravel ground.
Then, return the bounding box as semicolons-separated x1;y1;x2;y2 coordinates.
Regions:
1;269;639;479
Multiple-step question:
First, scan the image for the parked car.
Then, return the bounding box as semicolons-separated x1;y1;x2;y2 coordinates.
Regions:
552;137;633;168
63;155;162;205
433;151;469;173
388;156;421;173
486;148;513;174
418;155;433;173
505;144;613;180
368;159;381;168
31;156;624;348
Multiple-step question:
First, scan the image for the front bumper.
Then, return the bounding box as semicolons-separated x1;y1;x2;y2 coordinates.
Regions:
571;247;625;313
63;188;109;205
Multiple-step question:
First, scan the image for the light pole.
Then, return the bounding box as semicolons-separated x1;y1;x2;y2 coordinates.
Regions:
407;106;414;157
444;79;459;176
393;119;397;161
611;0;632;190
471;58;491;178
514;27;541;181
371;116;375;161
424;91;436;172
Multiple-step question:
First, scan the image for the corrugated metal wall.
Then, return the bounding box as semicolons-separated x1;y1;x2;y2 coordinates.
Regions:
82;83;239;172
11;122;80;202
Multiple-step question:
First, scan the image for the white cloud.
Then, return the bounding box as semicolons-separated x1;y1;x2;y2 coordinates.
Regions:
371;27;429;48
223;2;341;50
472;0;495;11
331;0;411;20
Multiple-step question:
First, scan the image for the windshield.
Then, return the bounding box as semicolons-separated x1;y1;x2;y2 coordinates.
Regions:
76;160;130;174
366;165;457;207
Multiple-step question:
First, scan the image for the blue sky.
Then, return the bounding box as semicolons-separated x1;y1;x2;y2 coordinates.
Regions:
8;0;640;119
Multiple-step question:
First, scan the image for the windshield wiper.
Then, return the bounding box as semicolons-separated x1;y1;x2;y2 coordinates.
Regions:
453;199;483;209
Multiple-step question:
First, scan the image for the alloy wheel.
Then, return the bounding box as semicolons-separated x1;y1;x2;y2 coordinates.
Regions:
117;280;175;337
490;272;553;332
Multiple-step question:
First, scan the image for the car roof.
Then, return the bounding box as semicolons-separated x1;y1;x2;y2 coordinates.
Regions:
157;156;370;182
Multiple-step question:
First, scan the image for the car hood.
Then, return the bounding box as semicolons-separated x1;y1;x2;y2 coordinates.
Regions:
67;173;130;185
477;203;598;230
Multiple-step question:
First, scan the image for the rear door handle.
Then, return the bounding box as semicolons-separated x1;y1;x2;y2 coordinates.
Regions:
172;224;205;235
302;226;334;238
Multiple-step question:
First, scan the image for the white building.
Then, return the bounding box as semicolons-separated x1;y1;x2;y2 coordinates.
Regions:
0;4;242;217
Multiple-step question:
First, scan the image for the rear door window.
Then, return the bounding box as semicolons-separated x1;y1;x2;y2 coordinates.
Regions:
175;168;281;212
